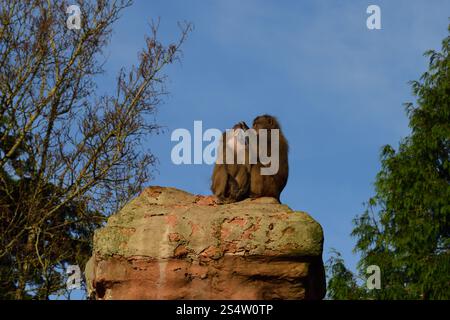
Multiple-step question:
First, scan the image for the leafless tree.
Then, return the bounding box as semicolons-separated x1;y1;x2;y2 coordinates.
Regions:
0;0;191;299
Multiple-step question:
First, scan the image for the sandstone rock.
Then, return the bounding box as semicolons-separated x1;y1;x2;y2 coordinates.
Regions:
85;186;326;300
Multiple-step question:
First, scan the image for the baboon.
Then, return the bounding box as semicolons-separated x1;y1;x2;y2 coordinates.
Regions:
250;114;289;202
211;122;251;203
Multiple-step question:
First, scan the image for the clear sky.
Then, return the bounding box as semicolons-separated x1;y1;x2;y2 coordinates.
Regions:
83;0;450;296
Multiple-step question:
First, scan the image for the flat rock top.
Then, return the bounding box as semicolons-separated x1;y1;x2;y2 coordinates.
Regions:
93;186;324;260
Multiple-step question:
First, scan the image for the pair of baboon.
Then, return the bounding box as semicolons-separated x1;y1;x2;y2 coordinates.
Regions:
211;115;289;203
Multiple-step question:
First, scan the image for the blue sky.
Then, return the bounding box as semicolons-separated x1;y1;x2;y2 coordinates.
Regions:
79;0;450;297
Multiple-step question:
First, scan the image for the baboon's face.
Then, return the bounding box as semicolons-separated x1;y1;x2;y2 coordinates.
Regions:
224;121;249;153
231;121;249;146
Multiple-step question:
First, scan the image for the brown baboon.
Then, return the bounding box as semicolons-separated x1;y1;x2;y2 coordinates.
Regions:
250;115;289;202
211;121;251;203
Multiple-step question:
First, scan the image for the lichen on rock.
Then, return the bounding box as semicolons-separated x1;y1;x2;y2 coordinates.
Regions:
85;186;326;300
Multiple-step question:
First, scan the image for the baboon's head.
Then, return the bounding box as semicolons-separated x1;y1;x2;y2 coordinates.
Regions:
232;121;249;131
229;121;249;147
252;115;281;131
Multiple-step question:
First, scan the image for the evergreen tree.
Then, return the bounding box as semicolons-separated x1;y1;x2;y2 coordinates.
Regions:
327;25;450;300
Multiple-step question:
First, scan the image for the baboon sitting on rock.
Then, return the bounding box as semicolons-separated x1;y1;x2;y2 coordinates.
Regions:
211;115;289;203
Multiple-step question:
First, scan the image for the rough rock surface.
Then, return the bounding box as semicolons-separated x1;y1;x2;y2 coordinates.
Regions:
85;186;326;300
